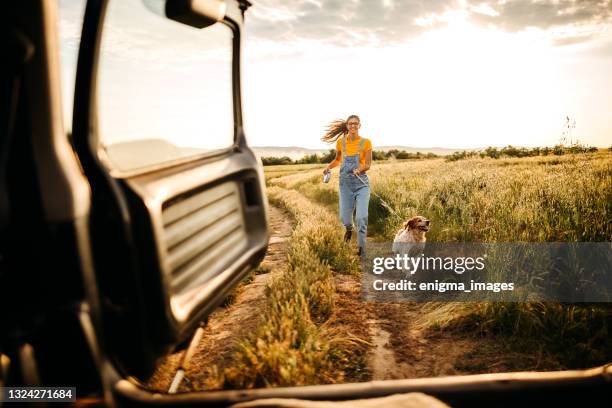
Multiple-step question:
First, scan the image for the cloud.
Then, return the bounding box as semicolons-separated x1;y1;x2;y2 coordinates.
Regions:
552;33;594;46
246;0;452;46
467;0;612;45
468;0;612;31
245;0;612;46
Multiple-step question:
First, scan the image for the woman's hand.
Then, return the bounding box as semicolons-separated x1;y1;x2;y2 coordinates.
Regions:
323;167;331;175
352;168;362;176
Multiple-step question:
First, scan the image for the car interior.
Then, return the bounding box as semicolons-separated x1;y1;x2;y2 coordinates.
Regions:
1;0;610;406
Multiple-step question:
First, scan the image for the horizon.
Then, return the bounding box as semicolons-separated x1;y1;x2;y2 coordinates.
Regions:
250;142;611;150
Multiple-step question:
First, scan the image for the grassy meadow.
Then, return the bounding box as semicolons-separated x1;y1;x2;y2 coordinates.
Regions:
269;153;611;242
278;155;610;356
214;152;611;388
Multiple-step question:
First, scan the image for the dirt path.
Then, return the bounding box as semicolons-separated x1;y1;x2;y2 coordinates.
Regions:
331;274;479;381
365;302;477;379
145;205;293;392
361;253;562;379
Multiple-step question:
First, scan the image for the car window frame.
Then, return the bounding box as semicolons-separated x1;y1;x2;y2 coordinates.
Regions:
84;0;246;180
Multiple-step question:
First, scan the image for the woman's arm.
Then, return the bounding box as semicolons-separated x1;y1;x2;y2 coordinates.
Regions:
323;149;341;174
355;149;372;175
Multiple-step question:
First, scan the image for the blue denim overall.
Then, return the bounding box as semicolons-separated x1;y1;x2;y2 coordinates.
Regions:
339;136;370;250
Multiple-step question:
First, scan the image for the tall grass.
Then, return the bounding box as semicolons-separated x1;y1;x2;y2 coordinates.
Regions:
272;154;611;242
223;244;336;388
414;302;611;368
268;153;612;369
268;187;360;274
218;187;361;388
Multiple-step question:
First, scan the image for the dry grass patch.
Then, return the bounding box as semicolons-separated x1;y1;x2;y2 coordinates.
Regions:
412;301;612;369
267;186;360;275
214;187;363;388
271;154;611;241
268;153;612;370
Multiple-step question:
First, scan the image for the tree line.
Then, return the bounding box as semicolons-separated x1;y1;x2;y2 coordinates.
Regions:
261;144;608;166
260;149;438;166
446;144;601;162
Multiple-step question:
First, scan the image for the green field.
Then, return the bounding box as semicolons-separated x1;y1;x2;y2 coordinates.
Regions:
267;154;610;363
217;152;612;388
268;153;612;242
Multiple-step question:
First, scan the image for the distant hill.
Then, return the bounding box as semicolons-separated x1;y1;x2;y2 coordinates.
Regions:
104;139;206;171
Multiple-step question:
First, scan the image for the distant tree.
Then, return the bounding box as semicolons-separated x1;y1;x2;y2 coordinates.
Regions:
372;150;387;161
501;145;518;157
261;156;293;165
566;145;583;154
385;149;400;158
553;145;565;156
395;150;411;159
320;149;336;163
296;153;321;164
446;151;477;162
485;146;500;159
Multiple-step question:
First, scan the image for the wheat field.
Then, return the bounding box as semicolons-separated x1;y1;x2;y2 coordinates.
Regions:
210;152;612;388
264;152;612;370
269;153;611;242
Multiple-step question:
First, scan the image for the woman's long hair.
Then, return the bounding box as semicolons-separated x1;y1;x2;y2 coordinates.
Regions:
321;114;360;144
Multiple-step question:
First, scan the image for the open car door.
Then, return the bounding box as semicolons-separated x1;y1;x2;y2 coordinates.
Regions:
2;0;268;398
72;0;269;379
70;0;269;379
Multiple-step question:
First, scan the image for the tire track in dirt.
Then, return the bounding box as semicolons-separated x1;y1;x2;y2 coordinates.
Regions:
366;302;476;380
145;205;293;392
361;242;563;379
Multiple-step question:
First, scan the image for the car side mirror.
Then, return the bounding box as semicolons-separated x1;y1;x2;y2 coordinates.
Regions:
165;0;227;28
142;0;227;28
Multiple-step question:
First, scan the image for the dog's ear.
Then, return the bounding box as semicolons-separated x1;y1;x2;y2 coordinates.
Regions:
406;217;418;230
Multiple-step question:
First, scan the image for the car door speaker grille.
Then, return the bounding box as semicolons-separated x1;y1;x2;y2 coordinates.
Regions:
161;182;247;299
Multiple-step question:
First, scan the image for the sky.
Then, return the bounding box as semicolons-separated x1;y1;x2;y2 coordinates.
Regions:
59;0;235;152
59;0;612;152
242;0;612;149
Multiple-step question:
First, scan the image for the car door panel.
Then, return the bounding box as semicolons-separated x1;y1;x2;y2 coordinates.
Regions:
68;0;268;377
